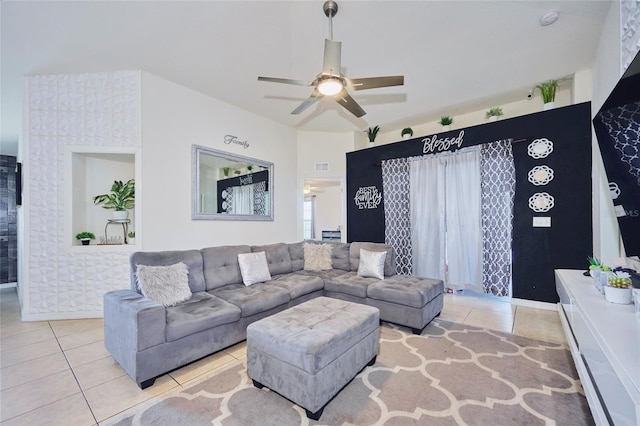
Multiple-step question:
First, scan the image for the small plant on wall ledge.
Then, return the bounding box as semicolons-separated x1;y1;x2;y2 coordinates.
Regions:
93;179;135;220
485;107;504;122
367;125;380;145
439;116;453;130
222;167;231;177
401;127;413;140
75;231;95;246
535;79;561;110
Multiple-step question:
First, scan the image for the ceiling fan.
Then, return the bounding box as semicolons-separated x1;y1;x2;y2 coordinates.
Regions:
257;1;404;118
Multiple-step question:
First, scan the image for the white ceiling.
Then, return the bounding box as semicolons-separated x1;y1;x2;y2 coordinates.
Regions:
1;1;612;156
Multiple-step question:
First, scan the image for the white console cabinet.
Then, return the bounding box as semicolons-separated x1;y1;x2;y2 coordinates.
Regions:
555;270;639;425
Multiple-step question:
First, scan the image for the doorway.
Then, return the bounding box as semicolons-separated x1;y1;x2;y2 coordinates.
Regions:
302;178;345;242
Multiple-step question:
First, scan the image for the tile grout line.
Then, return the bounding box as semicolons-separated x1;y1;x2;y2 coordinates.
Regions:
50;320;100;426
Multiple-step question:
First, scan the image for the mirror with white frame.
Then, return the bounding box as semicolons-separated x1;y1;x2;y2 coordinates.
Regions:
192;145;273;220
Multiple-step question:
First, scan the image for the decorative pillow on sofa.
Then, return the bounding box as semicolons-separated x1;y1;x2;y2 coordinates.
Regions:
304;243;333;271
357;249;386;280
136;262;192;306
238;251;272;286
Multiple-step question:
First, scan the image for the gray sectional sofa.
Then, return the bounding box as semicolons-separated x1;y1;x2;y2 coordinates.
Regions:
104;241;444;389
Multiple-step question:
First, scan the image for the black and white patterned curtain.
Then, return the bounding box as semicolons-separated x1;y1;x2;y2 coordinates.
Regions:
480;140;515;296
381;157;412;275
381;140;515;296
599;101;640;187
253;181;267;215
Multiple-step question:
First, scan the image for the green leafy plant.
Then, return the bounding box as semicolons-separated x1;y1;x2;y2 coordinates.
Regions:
439;116;453;126
587;256;602;270
367;125;380;142
93;179;135;211
401;127;413;137
128;231;135;239
485;107;504;119
75;231;95;240
247;165;253;171
535;79;560;104
222;167;231;176
234;170;241;175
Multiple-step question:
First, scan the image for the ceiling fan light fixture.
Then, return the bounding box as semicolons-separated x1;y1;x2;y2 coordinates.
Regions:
317;78;343;96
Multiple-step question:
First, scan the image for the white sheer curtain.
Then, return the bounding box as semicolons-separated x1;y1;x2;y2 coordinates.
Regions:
445;149;482;292
233;185;254;215
410;148;482;292
410;155;446;280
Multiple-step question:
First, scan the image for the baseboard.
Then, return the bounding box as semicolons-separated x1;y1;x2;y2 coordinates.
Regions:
510;297;557;311
21;311;103;322
0;282;17;289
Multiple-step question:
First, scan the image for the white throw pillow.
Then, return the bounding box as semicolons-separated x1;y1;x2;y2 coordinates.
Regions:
304;243;333;271
238;251;272;286
136;262;192;306
357;249;386;280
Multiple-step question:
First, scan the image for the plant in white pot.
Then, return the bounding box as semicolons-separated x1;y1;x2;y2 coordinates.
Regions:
605;271;632;304
75;231;95;246
439;116;453;131
401;127;413;140
367;125;380;146
535;79;560;110
128;231;135;245
93;179;135;220
485;107;503;122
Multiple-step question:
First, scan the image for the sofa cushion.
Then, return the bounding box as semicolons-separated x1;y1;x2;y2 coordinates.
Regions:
165;293;242;342
303;243;332;271
357;249;386;280
238;252;272;286
323;271;378;298
367;276;444;308
209;283;290;317
350;242;396;277
294;269;350;281
131;250;205;293
202;245;251;290
135;262;192;306
270;274;325;299
288;242;305;271
251;243;293;275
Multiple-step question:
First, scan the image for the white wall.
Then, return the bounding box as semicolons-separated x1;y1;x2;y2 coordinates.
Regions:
591;1;623;263
141;72;298;250
296;131;354;241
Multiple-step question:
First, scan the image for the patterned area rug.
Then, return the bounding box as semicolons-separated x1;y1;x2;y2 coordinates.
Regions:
109;320;594;425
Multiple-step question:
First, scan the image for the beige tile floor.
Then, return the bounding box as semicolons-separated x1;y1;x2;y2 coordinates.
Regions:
0;287;567;425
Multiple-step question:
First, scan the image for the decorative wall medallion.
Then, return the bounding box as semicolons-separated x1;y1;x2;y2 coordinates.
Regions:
527;138;554;159
528;192;555;212
354;186;382;209
609;182;621;200
527;165;554;186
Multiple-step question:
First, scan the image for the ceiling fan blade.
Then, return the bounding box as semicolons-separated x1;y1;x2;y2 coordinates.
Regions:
334;89;366;118
322;39;342;75
258;76;312;86
291;89;322;115
348;76;404;90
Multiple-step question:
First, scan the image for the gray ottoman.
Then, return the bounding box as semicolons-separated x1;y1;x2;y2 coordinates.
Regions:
367;275;444;334
246;296;379;420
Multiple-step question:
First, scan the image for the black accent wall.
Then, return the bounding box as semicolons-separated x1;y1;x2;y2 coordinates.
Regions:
346;102;592;303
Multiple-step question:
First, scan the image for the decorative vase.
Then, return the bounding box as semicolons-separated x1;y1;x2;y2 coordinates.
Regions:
402;134;411;140
604;286;632;304
368;141;375;147
128;238;135;245
81;239;90;246
442;125;451;131
113;210;129;220
488;116;498;122
543;102;555;111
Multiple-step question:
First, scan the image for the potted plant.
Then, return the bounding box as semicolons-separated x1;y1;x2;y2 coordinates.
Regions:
367;125;380;146
535;79;560;110
234;170;241;175
401;127;413;140
128;231;135;245
605;271;632;304
247;165;253;172
75;231;95;246
93;179;135;220
485;107;503;122
439;116;453;131
222;167;231;177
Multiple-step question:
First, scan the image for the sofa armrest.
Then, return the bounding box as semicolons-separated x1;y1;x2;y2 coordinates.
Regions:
104;290;166;354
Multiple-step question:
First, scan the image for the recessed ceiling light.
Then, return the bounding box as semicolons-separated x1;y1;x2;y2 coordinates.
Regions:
540;10;559;26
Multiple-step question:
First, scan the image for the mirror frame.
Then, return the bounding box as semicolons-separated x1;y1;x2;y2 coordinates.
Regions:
191;144;274;221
